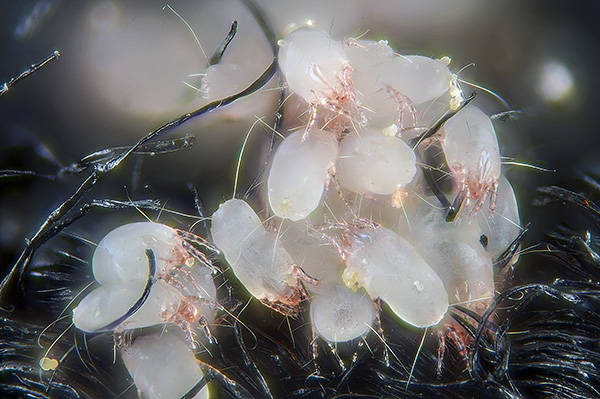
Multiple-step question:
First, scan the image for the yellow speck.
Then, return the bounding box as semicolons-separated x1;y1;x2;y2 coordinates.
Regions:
391;188;408;209
439;56;452;66
382;124;398;137
413;280;424;291
278;198;291;214
40;357;59;371
342;268;362;291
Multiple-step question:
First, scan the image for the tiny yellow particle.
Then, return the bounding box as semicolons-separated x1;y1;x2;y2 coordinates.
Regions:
342;268;362;291
185;257;195;268
439;56;452;66
278;198;291;214
39;357;59;371
382;124;398;137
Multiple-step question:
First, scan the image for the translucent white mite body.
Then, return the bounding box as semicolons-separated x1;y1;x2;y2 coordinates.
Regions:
278;27;359;130
399;200;494;312
210;199;308;316
279;219;375;342
267;129;338;221
440;104;501;215
339;224;449;328
378;55;453;106
345;39;453;132
72;222;216;336
121;331;208;399
343;40;398;129
336;128;417;196
477;176;521;261
310;282;375;342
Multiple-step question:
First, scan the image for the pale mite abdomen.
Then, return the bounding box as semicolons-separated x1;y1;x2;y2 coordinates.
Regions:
343;226;449;328
267;129;338;221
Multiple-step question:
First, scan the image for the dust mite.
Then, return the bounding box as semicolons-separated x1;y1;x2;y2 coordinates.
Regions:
72;222;217;343
277;27;361;133
210;198;311;316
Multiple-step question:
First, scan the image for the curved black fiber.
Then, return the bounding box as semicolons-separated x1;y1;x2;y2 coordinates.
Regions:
94;249;157;332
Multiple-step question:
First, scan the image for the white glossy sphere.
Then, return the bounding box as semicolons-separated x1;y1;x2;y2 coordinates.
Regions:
311;283;375;342
343;226;448;328
92;222;183;285
267;129;338;221
278;27;350;103
337;129;416;195
121;331;208;399
478;176;521;260
442;104;501;186
378;55;452;105
210;199;297;302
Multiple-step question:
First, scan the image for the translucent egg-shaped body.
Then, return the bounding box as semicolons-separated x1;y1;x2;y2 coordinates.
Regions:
337;129;416;195
311;282;375;342
121;331;208;399
344;40;399;128
279;219;342;287
73;279;147;332
398;200;494;311
73;276;216;333
74;222;217;333
441;104;501;204
278;27;351;105
280;218;376;341
477;176;521;261
342;226;448;327
377;55;453;106
92;222;187;285
267;129;338;221
210;199;302;306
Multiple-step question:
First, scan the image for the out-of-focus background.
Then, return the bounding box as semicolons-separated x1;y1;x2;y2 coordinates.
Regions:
1;0;600;395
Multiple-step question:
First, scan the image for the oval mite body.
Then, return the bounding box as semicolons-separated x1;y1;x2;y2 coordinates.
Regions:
73;223;216;334
398;200;494;313
477;176;521;261
278;27;352;106
267;129;338;221
92;222;188;284
342;225;449;328
311;282;375;342
378;55;453;106
121;331;208;399
441;104;501;214
336;128;417;196
210;199;305;314
344;40;399;129
279;218;376;341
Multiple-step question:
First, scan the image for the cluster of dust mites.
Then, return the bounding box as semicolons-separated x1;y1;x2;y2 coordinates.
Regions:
59;24;523;399
213;25;522;350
